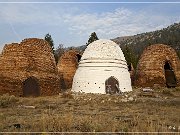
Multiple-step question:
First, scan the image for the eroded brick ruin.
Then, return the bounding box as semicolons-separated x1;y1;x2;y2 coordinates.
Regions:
135;44;180;87
0;38;60;97
57;50;81;89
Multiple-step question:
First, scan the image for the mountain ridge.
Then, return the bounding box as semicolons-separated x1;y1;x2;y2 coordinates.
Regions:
60;22;180;66
112;22;180;54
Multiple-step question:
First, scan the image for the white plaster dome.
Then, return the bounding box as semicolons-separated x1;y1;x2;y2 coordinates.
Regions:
81;39;126;60
72;39;132;94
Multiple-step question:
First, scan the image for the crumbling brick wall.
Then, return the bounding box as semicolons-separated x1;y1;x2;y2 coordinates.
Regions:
57;50;81;89
0;38;60;96
135;44;180;87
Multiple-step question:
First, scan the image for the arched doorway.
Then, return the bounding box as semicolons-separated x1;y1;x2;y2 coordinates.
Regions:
164;61;177;88
76;54;81;62
128;64;132;71
22;77;40;97
105;76;120;94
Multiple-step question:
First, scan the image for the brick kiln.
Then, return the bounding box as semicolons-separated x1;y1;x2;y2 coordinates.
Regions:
0;38;60;97
135;44;180;87
72;39;132;94
57;50;81;89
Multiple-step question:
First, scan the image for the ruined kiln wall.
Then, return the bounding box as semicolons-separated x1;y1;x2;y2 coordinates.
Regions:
0;74;60;96
0;38;60;96
135;44;180;87
0;76;22;96
57;50;80;89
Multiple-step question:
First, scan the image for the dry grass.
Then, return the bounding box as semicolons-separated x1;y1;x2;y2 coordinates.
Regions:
0;94;19;108
0;88;180;133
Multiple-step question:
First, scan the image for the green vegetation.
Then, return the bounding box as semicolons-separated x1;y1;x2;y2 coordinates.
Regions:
122;45;139;69
0;94;19;108
67;23;180;68
86;32;99;46
44;33;55;54
114;22;180;63
45;33;60;63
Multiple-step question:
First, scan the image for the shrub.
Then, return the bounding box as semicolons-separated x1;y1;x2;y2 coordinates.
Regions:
61;92;74;99
175;87;180;91
0;93;19;108
162;89;173;96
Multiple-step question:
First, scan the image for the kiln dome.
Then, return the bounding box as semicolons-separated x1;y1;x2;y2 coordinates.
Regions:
81;39;125;60
57;50;81;89
0;38;60;97
72;39;132;94
135;44;180;87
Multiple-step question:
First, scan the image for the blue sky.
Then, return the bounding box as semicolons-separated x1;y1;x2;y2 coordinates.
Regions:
0;1;180;51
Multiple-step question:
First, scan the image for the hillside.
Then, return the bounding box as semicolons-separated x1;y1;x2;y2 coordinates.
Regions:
65;23;180;68
112;22;180;58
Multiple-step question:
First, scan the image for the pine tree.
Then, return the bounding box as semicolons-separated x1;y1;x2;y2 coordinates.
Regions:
45;33;55;55
123;45;138;69
86;32;99;46
44;33;59;64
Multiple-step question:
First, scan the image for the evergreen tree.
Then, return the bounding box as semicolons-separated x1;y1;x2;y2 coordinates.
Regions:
86;32;99;46
44;33;59;64
114;23;180;60
45;33;55;55
123;45;138;69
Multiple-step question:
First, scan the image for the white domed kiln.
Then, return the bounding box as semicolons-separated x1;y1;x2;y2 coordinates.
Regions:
72;39;132;94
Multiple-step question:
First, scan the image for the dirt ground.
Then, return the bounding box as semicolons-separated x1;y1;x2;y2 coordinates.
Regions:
0;87;180;134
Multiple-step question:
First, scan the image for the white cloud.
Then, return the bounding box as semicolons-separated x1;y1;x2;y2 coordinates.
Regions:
0;4;179;48
63;8;131;39
1;5;179;36
63;7;180;39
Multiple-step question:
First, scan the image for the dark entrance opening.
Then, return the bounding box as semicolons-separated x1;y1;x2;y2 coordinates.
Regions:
22;77;40;97
76;54;81;62
164;61;177;88
128;64;132;71
105;76;120;94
